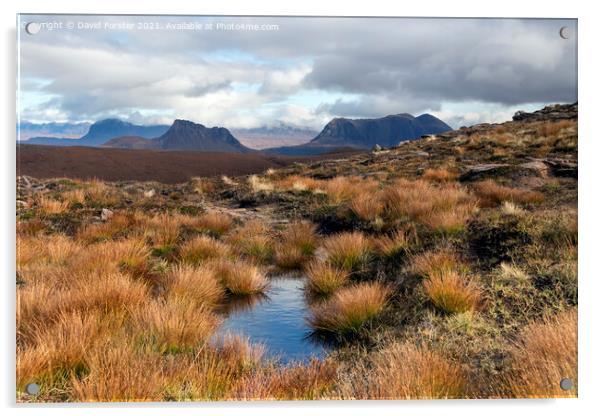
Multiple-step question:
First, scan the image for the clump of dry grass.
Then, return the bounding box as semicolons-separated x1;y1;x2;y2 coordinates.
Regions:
226;220;274;263
63;188;86;206
190;177;216;196
305;261;350;296
131;297;220;353
374;227;417;258
473;180;544;207
207;259;268;296
324;176;379;204
537;119;575;137
37;196;69;215
345;342;468;399
179;235;232;265
164;264;224;307
248;175;274;193
229;358;336;400
309;282;390;334
277;175;324;193
422;168;459;182
275;222;319;269
381;179;476;233
422;270;482;314
84;179;119;206
349;191;384;222
322;231;372;272
410;248;467;278
193;211;234;236
500;309;577;398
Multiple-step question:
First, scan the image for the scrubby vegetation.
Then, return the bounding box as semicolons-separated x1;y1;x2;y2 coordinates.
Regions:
16;106;578;401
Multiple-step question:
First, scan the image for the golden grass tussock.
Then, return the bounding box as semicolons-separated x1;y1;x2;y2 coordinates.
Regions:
226;219;274;263
131;297;220;354
83;179;119;206
349;191;384;221
190;176;216;195
500;309;577;398
207;259;268;296
143;212;183;247
179;235;232;265
305;261;350;296
229;359;336;400
37;196;70;215
537;119;575;138
422;270;482;314
422;168;459;182
275;221;319;269
322;231;372;272
410;248;467;279
194;211;234;236
277;175;324;193
309;282;390;334
164;264;224;307
324;176;379;204
63;188;86;206
381;179;476;233
473;179;544;207
374;226;418;258
248;175;274;193
346;342;468;399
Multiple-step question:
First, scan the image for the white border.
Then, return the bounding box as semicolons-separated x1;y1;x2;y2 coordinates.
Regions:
2;1;600;415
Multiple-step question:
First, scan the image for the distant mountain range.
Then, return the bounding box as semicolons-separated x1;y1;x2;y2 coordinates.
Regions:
24;119;170;147
20;112;451;155
18;121;91;141
264;113;452;155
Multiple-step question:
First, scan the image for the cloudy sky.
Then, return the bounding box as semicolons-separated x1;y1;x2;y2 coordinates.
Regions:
18;15;577;129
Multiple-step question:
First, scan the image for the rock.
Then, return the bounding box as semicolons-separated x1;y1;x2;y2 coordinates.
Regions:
541;158;578;178
372;144;383;152
144;189;156;198
412;151;430;157
460;164;510;181
513;102;577;122
101;208;114;221
520;160;550;177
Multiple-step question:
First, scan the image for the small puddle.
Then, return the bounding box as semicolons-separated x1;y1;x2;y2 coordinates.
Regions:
215;275;327;364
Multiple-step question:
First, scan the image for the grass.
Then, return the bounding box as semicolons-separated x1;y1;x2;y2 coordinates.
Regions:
309;282;390;334
207;259;268;296
500;309;577;398
345;342;468;399
349;191;384;222
374;227;417;259
422;270;482;314
274;221;319;269
322;232;372;272
37;196;69;215
324;176;379;204
410;248;467;278
473;179;545;207
179;235;232;265
422;168;459;182
226;220;274;263
193;211;233;236
164;264;224;307
305;261;350;296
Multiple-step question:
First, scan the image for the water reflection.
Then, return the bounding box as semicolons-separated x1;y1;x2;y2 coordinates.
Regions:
215;275;329;364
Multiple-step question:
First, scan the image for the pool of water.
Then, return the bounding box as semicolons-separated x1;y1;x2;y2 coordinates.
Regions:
215;275;327;364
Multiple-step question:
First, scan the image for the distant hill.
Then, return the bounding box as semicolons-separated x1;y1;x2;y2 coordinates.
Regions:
264;113;451;155
25;119;169;147
152;119;251;153
18;121;91;141
310;113;451;149
231;124;318;149
101;136;155;150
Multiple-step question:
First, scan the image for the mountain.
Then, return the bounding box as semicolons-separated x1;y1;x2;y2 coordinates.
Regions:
231;124;318;150
18;121;91;141
101;136;155;149
24;119;169;147
155;119;251;153
264;113;452;155
310;113;452;149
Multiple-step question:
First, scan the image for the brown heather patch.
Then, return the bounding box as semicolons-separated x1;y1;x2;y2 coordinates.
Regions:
309;281;390;334
422;270;482;314
473;179;545;207
179;235;232;265
305;261;350;296
422;168;459;182
342;342;468;399
500;309;577;398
